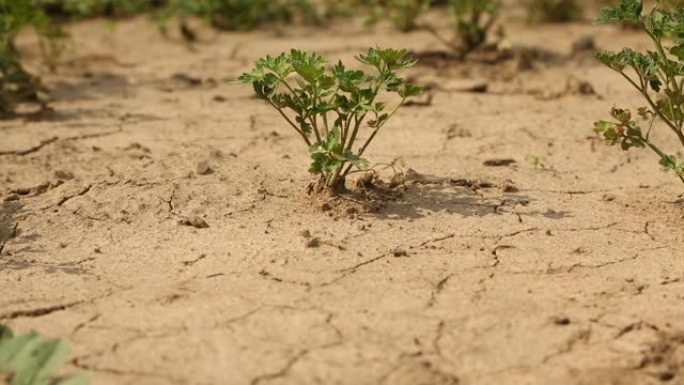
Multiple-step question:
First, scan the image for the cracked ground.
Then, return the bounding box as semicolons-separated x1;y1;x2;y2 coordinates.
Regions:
2;6;684;385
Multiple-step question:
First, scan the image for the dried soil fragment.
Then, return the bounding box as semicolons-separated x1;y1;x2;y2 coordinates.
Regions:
483;158;516;167
196;161;213;175
178;217;209;229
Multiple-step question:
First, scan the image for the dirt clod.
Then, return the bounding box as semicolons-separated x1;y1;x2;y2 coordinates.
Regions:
54;170;75;180
483;158;516;167
178;217;210;229
306;237;322;248
552;316;571;326
196;161;213;175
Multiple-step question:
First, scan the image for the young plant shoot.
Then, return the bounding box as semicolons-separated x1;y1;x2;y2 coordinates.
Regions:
593;0;684;183
423;0;500;58
239;48;422;193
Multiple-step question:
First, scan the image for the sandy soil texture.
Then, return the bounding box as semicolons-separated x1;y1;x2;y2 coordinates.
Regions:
2;7;684;385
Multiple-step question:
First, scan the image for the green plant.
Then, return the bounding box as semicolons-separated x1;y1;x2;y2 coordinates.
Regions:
239;47;421;192
527;0;583;22
61;0;158;18
0;324;89;385
367;0;432;32
450;0;499;56
157;0;319;33
0;0;64;117
593;0;684;183
421;0;500;58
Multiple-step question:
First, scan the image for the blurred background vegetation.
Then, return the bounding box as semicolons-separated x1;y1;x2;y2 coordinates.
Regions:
1;0;680;117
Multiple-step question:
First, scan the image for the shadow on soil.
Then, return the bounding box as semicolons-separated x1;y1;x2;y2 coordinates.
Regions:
49;73;130;102
368;173;571;220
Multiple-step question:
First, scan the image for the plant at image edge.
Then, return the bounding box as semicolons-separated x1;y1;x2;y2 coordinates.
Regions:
239;48;422;193
593;0;684;183
0;324;89;385
0;0;65;116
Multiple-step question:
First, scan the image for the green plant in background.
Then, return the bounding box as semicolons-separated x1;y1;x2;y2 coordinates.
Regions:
422;0;500;58
450;0;499;57
239;48;422;192
0;0;62;117
157;0;320;34
366;0;432;32
527;0;583;22
61;0;159;18
0;324;89;385
593;0;684;183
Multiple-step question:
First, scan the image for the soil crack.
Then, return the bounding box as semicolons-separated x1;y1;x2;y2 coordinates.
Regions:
250;349;309;385
0;301;84;320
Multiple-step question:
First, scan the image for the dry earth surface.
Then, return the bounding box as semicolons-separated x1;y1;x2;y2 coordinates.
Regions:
2;5;684;385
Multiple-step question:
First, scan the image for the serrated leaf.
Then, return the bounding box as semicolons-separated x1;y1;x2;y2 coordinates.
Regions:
595;0;642;24
0;325;89;385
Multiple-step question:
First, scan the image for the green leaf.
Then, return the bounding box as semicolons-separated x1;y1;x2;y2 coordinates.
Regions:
55;373;91;385
659;154;678;170
0;326;13;342
595;0;643;25
0;325;89;385
398;83;423;98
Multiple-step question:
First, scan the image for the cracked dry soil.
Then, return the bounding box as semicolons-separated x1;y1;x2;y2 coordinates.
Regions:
2;9;684;385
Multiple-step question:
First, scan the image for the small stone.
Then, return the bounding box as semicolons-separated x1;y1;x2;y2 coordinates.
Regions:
54;170;75;180
658;371;675;382
305;237;321;248
196;161;213;175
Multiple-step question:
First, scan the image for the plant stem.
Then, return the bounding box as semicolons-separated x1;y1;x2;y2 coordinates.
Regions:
618;70;684;147
643;140;684;184
421;23;460;53
340;97;406;178
266;100;311;146
309;82;323;142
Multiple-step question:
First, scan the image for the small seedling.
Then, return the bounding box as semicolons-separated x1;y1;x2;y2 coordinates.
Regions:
239;48;421;193
0;324;90;385
422;0;501;58
593;0;684;183
451;0;500;56
526;155;549;169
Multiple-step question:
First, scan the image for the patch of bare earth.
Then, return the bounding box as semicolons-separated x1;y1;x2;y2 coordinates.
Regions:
2;8;684;385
